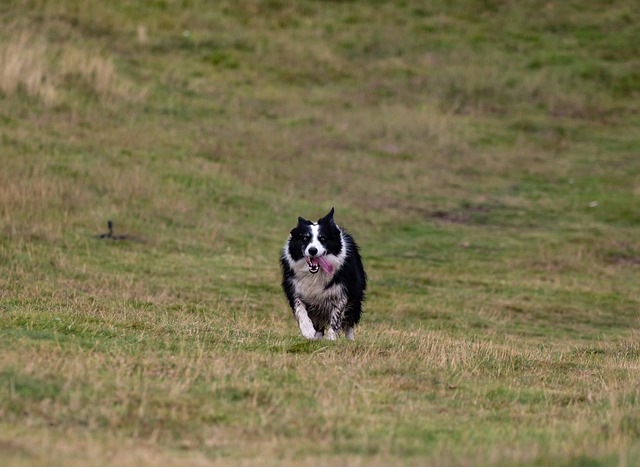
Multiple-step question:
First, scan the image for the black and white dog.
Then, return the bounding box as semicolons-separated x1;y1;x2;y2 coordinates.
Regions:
281;208;366;340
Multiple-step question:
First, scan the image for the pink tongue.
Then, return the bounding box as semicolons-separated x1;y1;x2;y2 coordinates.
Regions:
316;256;334;275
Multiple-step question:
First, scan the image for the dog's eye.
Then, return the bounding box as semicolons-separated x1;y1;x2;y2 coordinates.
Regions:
319;235;326;242
301;234;310;241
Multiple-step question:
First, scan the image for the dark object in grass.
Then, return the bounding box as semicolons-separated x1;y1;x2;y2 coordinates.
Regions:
97;220;138;241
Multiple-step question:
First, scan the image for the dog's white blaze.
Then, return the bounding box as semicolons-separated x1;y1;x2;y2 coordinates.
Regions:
304;224;325;258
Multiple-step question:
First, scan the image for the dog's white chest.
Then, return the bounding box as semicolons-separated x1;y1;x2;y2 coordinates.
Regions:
293;269;341;305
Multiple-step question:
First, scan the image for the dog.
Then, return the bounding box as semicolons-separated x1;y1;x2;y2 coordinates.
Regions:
280;208;366;340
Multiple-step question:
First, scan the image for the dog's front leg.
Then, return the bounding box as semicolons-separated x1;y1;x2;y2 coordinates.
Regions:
326;298;347;340
294;298;317;339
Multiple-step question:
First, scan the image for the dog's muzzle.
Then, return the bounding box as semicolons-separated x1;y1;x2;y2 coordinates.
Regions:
306;256;320;274
305;255;334;275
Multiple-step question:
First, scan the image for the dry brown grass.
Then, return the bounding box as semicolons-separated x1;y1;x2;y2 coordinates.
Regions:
0;27;143;105
2;315;639;465
0;32;57;104
0;162;81;241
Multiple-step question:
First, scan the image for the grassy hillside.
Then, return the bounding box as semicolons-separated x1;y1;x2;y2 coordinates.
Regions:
1;0;639;465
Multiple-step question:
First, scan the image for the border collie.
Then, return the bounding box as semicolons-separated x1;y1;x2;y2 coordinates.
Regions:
281;208;366;340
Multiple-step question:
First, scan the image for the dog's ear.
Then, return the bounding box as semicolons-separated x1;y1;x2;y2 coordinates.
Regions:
297;216;314;228
292;216;311;235
318;207;335;225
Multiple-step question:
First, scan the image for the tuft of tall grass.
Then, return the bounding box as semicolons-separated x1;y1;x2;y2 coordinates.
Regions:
0;27;143;106
0;32;57;104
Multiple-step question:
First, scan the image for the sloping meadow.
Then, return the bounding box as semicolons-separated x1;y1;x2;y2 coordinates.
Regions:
1;0;639;465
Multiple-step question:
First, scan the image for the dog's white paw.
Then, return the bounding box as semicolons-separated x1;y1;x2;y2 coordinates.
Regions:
299;320;317;339
325;329;337;341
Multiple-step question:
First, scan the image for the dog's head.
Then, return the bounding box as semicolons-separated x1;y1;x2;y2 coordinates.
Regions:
287;207;342;275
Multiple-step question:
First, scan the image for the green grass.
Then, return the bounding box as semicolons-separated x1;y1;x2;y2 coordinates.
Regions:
1;0;639;465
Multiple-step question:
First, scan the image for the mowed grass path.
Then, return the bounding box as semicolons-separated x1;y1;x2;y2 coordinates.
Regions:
1;1;639;465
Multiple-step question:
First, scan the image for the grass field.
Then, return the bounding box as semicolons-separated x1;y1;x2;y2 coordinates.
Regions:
1;0;639;465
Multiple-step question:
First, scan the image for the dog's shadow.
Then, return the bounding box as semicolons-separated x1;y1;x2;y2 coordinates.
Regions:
286;340;334;354
96;220;143;242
